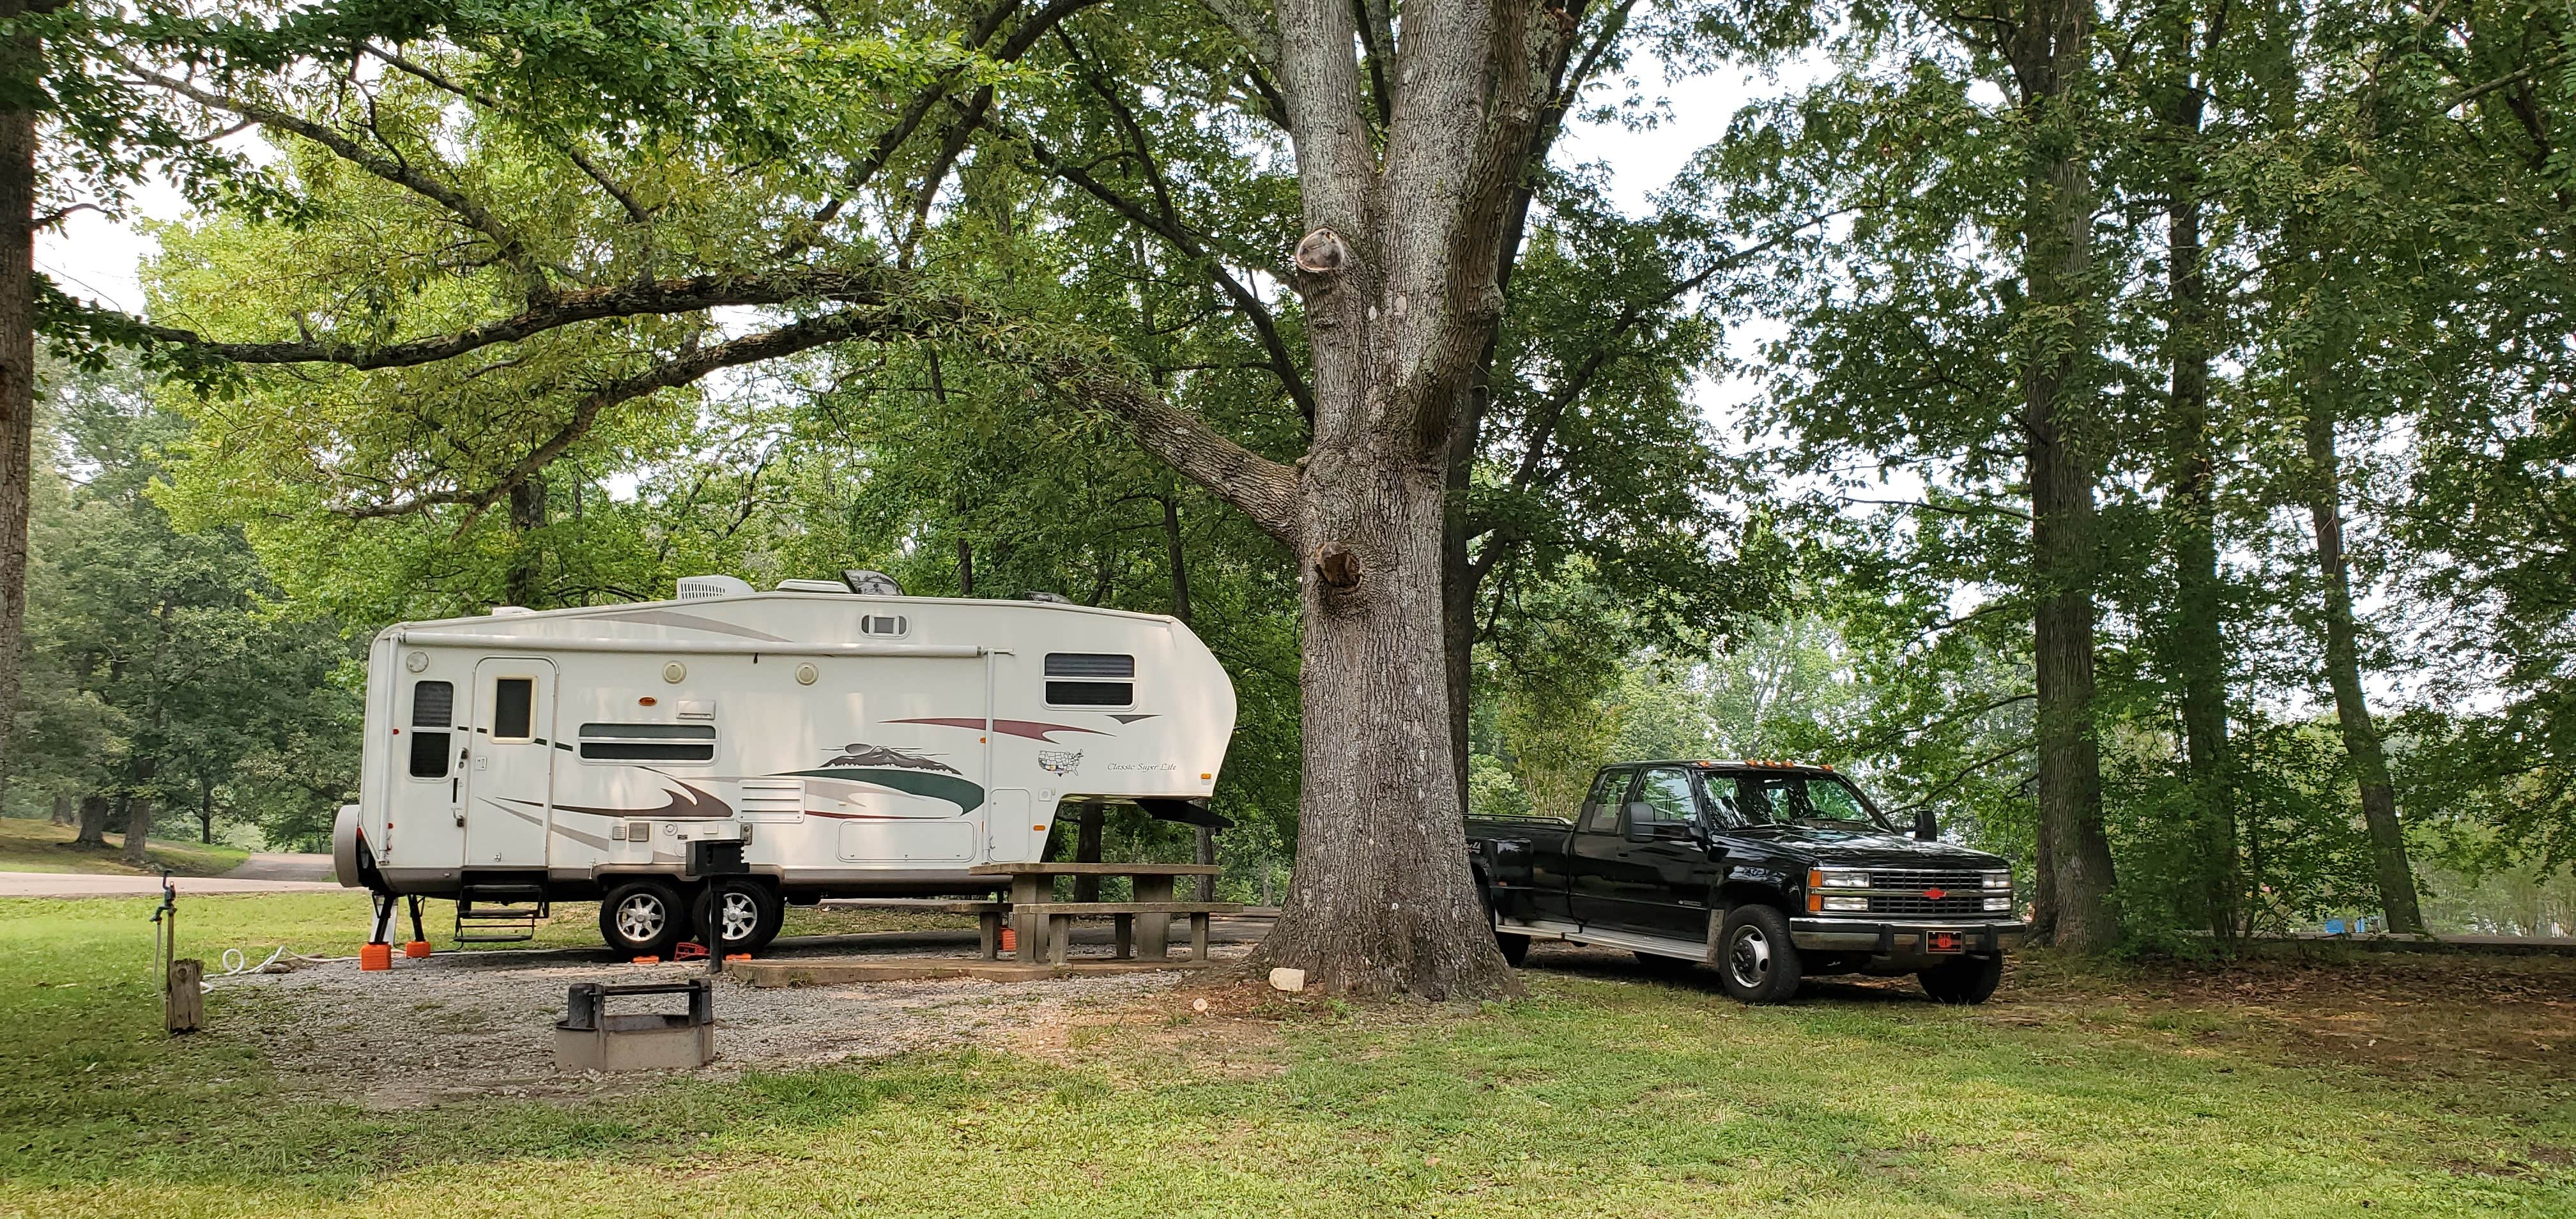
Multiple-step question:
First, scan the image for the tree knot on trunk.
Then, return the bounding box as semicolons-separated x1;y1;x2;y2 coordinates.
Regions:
1292;227;1350;277
1313;542;1363;592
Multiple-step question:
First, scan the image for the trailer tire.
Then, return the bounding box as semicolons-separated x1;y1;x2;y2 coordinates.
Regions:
693;879;783;954
1919;953;2004;1005
599;880;687;957
1716;905;1802;1004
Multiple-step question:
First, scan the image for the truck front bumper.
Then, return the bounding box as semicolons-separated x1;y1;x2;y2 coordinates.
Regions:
1790;917;2026;954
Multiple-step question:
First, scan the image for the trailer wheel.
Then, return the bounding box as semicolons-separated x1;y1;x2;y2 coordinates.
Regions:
1919;953;2004;1005
693;879;783;954
599;880;686;957
1716;904;1802;1004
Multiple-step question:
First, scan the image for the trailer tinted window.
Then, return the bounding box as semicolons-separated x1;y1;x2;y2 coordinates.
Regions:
407;680;453;778
579;722;717;762
491;677;535;740
1044;653;1134;707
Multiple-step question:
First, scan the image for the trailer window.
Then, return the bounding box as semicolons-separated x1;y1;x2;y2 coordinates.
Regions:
579;722;717;762
491;677;535;740
1044;653;1134;707
407;680;452;779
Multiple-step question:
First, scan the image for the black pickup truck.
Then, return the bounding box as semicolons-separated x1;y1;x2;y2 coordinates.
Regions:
1466;760;2023;1004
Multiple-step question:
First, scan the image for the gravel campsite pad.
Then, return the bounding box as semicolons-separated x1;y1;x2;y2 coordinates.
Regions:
210;949;1194;1108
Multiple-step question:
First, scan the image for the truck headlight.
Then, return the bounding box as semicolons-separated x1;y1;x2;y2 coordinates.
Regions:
1813;869;1871;889
1983;871;2012;889
1821;894;1870;912
1984;896;2012;912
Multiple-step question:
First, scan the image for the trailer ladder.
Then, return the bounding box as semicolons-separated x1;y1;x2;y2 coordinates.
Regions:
454;882;550;943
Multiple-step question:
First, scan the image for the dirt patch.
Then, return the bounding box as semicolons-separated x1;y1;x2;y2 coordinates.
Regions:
209;946;1200;1109
2008;949;2576;1080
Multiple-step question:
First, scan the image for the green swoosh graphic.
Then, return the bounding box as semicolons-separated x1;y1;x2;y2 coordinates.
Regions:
783;768;987;815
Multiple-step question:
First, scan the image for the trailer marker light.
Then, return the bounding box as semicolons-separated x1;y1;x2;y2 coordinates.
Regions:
1201;772;1213;779
638;696;657;707
1034;824;1047;832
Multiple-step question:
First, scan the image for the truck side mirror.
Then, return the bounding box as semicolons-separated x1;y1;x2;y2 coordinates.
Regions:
1912;806;1938;841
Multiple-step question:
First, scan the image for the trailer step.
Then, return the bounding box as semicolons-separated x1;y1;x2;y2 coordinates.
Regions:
454;886;551;944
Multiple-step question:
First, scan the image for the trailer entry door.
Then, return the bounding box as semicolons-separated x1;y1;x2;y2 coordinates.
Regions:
464;658;556;868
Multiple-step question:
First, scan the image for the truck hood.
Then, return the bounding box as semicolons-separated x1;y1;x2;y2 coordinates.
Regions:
1728;825;2007;870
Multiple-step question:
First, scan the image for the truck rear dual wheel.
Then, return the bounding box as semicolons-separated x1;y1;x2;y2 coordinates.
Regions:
1919;953;2004;1005
1717;905;1803;1004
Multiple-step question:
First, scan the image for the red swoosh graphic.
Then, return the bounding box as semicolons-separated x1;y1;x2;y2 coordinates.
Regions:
539;781;733;820
887;717;1107;742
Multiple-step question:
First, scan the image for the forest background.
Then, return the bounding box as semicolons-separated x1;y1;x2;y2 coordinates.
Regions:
9;0;2575;951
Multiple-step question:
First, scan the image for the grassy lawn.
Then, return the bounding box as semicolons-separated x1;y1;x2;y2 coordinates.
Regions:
0;815;252;877
3;892;2570;1218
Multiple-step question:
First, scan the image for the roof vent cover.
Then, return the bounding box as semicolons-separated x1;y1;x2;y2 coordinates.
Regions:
776;578;850;593
676;575;755;600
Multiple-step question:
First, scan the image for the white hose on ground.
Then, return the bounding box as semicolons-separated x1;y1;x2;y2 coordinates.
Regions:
211;945;357;985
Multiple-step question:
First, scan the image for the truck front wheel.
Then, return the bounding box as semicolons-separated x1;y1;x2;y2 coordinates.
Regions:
1717;905;1802;1004
1919;953;2004;1004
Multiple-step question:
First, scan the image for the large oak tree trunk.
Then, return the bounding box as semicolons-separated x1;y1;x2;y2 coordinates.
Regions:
2011;0;2119;952
1254;450;1508;997
2301;351;2425;934
0;12;38;798
75;793;107;845
2161;72;2237;940
123;797;155;866
1087;0;1569;997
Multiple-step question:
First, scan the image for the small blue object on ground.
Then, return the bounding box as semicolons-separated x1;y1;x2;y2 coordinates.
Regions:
2323;918;2347;935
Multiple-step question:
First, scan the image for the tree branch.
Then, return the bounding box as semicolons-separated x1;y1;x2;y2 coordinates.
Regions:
121;268;910;369
350;304;961;524
1048;362;1301;546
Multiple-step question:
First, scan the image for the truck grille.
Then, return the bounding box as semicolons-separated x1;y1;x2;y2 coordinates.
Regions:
1864;870;1996;917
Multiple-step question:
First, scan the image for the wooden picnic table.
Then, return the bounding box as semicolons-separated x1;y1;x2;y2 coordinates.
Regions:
968;862;1222;962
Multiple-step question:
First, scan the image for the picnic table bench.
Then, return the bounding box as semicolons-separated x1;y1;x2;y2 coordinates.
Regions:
967;862;1234;965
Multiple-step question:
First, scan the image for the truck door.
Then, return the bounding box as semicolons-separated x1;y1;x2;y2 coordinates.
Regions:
1526;768;1623;921
1567;769;1638;928
462;659;556;869
1615;767;1719;938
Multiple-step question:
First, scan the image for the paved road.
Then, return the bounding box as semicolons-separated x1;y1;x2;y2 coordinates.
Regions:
224;852;337;882
0;864;344;898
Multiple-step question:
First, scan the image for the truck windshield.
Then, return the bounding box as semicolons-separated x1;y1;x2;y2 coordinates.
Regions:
1736;774;1889;832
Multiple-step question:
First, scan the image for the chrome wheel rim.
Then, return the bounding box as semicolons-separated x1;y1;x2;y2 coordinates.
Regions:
718;890;760;942
1728;925;1772;990
615;893;668;943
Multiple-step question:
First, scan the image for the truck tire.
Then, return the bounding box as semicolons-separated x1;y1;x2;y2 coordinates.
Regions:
1717;905;1802;1004
1476;870;1530;966
599;879;686;957
1919;953;2004;1005
693;879;784;954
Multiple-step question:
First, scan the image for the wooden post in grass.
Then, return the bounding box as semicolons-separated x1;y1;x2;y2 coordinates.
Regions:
165;958;202;1034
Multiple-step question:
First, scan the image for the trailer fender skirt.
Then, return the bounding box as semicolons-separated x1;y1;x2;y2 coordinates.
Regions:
1138;798;1232;829
333;804;387;893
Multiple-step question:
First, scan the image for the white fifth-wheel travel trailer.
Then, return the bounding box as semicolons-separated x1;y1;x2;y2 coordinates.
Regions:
333;572;1237;955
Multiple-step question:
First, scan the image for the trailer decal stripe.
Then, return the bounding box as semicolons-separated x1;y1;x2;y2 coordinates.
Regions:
886;717;1105;742
780;767;987;813
502;781;734;820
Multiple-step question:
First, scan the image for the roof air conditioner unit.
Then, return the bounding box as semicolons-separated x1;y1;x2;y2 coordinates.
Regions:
840;569;902;597
675;575;755;600
776;578;850;593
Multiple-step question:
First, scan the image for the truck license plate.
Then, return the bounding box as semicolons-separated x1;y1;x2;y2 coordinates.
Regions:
1926;931;1963;953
